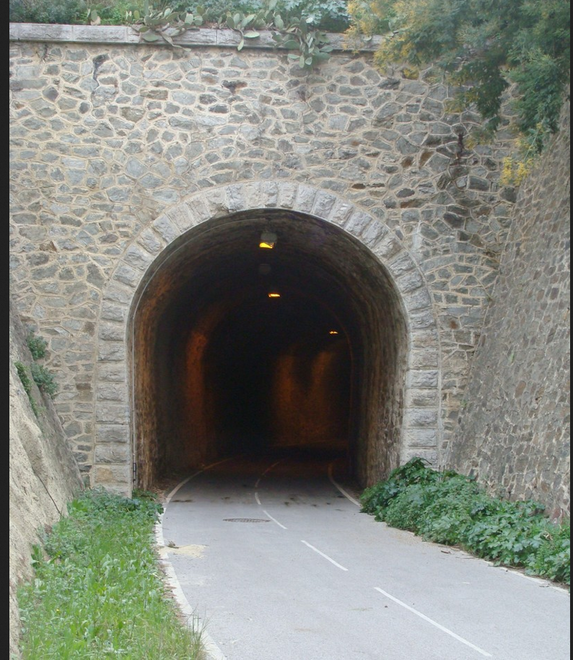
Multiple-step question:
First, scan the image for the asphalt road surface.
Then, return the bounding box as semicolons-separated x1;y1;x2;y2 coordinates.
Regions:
160;450;570;660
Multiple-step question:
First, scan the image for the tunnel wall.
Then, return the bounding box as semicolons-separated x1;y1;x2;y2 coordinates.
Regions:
10;25;523;494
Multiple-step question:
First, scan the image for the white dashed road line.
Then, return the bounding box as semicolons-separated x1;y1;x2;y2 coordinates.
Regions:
263;509;288;530
254;459;284;488
301;540;349;572
374;587;492;658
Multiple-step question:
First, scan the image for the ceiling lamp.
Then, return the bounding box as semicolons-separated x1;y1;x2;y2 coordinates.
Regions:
268;284;281;298
259;231;277;249
329;330;339;335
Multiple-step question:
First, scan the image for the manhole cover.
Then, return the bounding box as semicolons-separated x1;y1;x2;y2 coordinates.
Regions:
223;518;270;523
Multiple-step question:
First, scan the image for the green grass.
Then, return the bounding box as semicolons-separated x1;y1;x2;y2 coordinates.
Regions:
17;488;204;659
361;458;570;587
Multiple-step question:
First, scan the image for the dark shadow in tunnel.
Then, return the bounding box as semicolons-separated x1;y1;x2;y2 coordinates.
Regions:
205;287;351;457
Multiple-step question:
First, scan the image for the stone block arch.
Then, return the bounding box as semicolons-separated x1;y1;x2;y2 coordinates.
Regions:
94;182;441;495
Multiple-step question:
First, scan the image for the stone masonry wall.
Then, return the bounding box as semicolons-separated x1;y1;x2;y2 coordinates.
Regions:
9;25;519;490
447;103;570;517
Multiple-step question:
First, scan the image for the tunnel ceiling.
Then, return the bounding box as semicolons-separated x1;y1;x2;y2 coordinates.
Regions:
135;210;402;339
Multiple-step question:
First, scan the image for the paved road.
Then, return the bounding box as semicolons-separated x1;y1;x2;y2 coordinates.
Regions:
160;451;570;660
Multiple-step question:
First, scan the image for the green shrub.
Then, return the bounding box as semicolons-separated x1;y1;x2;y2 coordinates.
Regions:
30;362;58;397
361;457;444;516
382;483;436;530
156;0;349;29
10;0;351;31
361;458;570;586
85;0;147;24
15;361;33;398
528;521;570;585
26;330;48;361
347;0;570;154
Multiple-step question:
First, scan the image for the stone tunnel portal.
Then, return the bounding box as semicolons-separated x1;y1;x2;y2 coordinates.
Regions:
131;210;409;491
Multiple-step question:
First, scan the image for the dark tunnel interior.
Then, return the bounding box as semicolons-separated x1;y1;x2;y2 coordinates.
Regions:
205;289;352;456
131;210;408;490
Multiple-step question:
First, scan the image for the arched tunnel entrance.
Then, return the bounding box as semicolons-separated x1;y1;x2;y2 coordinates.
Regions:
131;210;409;491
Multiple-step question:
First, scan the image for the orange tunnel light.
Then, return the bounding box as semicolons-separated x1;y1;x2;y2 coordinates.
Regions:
259;231;277;249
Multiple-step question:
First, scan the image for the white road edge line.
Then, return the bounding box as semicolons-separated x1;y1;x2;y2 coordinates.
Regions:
255;458;284;488
263;509;287;529
327;462;361;507
374;587;492;658
157;457;238;660
301;540;349;571
163;456;238;509
156;530;227;660
255;492;261;506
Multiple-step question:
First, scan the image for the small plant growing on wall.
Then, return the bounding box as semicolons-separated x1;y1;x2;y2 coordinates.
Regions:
30;362;58;397
26;330;48;361
14;330;59;418
15;361;40;417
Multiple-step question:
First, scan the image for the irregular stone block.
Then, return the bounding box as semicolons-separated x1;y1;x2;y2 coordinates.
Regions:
345;210;372;237
113;264;139;288
94;443;129;464
330;199;354;227
405;428;438;448
312;191;337;219
96;383;128;403
294;185;318;213
98;322;124;342
100;302;128;323
97;341;126;362
96;424;130;444
407;370;439;389
123;245;153;271
277;182;299;209
95;403;129;425
404;408;439;428
152;215;180;243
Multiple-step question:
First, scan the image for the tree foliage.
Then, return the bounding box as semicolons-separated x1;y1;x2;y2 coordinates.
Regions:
347;0;570;152
9;0;87;23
